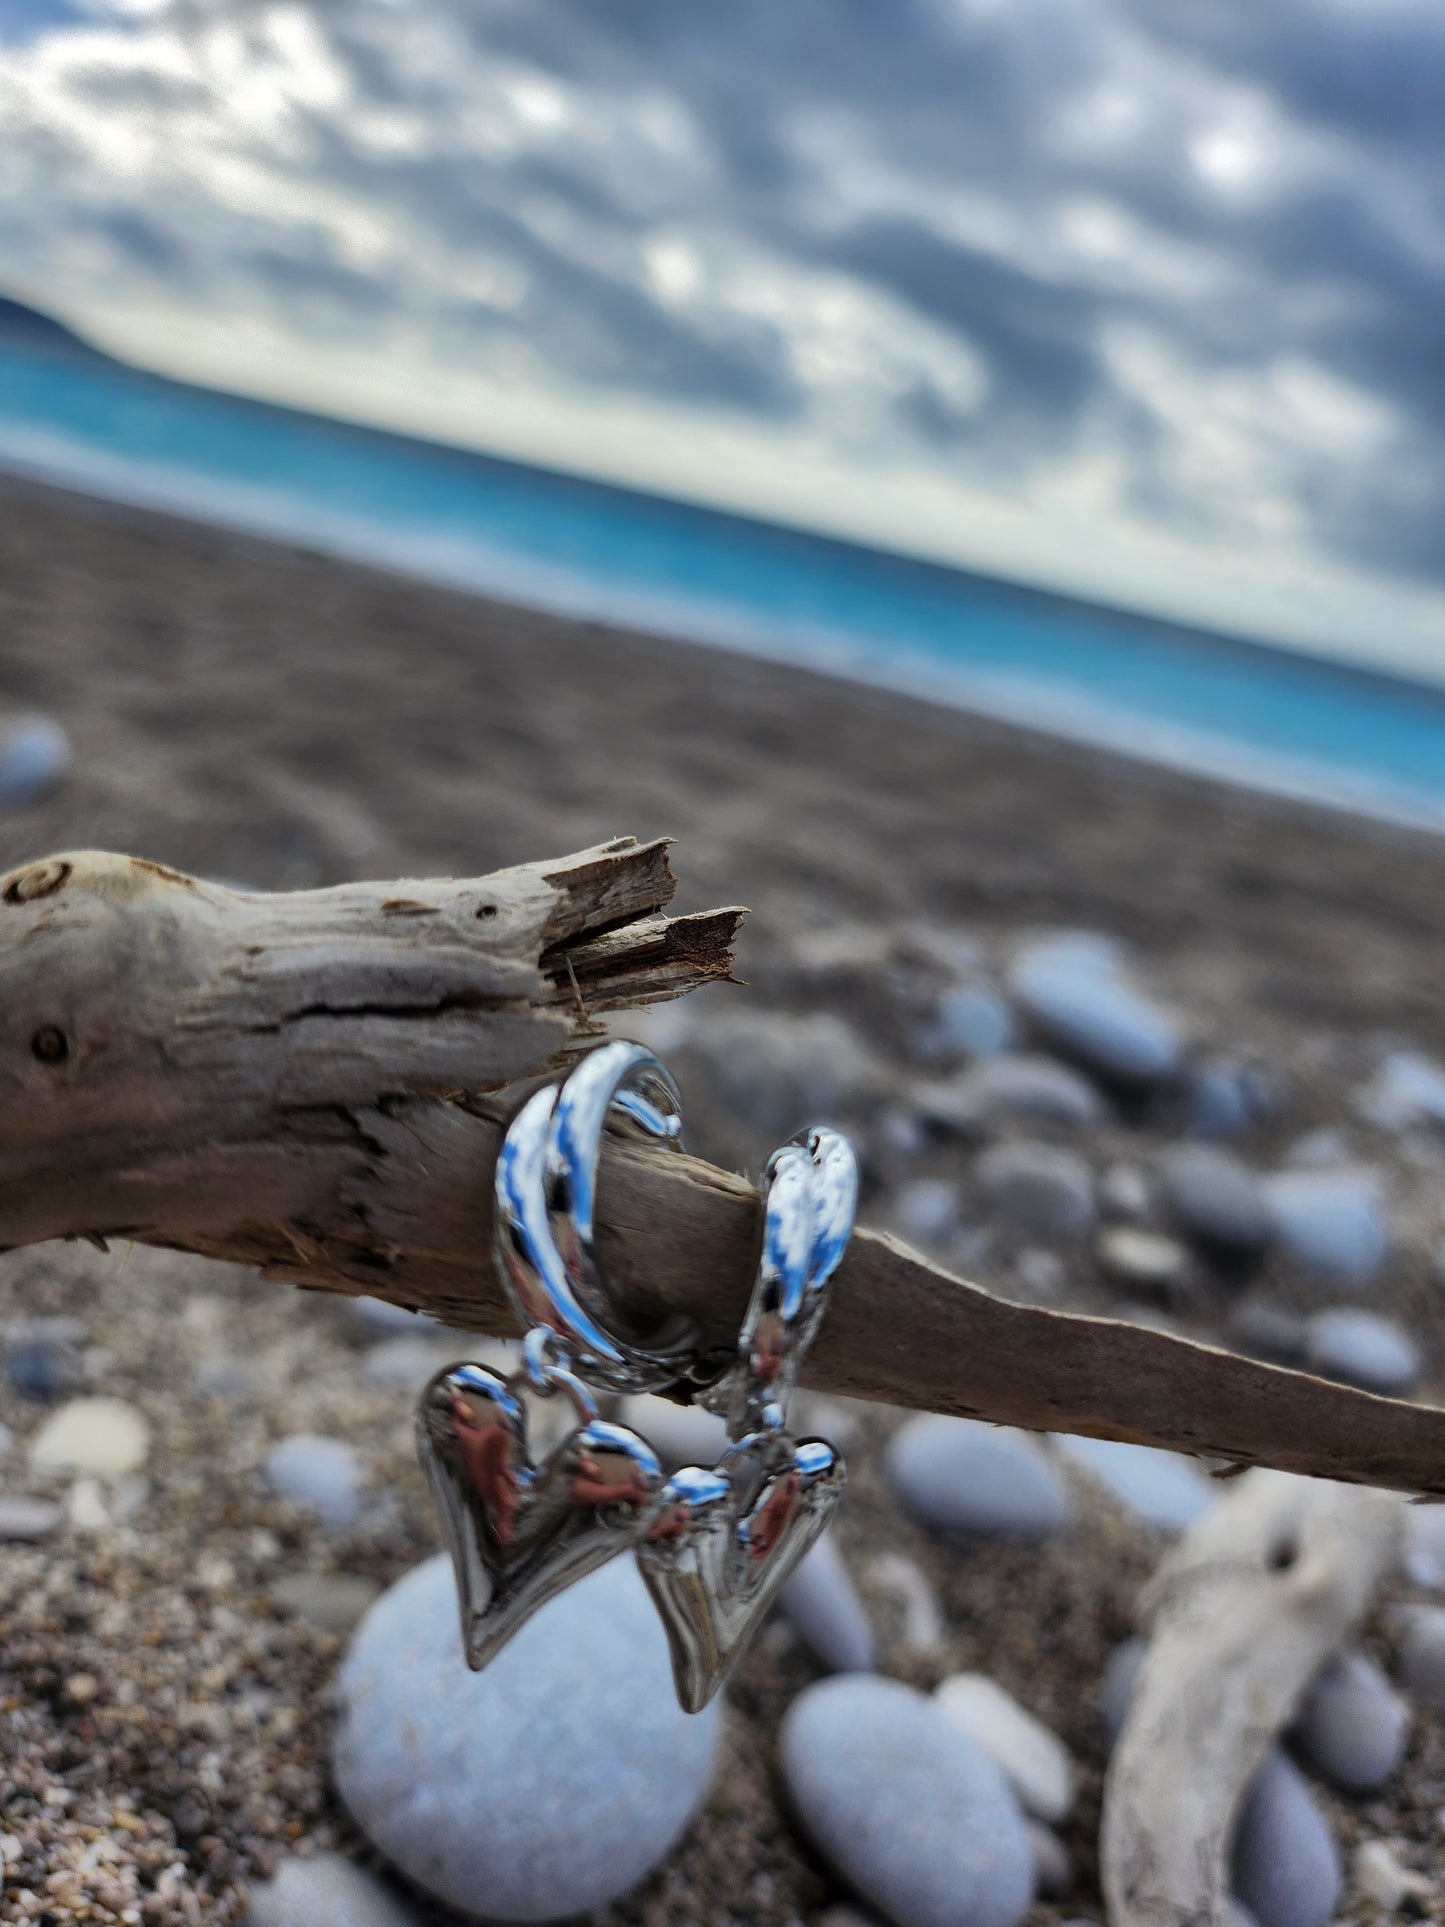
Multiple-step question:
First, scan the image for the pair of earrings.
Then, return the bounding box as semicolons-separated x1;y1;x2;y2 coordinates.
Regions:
414;1040;856;1712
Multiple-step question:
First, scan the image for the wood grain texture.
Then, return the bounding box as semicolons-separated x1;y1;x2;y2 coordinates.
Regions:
2;841;1444;1495
1102;1471;1403;1925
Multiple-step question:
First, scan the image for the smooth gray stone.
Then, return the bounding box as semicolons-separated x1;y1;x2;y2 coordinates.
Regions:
889;1178;962;1251
1398;1604;1445;1712
245;1852;420;1927
1231;1748;1340;1927
0;715;71;807
916;986;1017;1064
1098;1637;1147;1747
1182;1059;1270;1139
886;1414;1072;1540
1057;1434;1213;1533
1159;1146;1270;1253
1263;1167;1389;1284
263;1434;363;1528
270;1571;382;1636
682;1009;879;1137
974;1140;1096;1239
193;1353;259;1399
0;1494;63;1541
335;1554;719;1921
1010;935;1182;1083
777;1529;877;1674
1356;1051;1445;1132
780;1675;1033;1927
1095;1225;1188;1293
949;1055;1105;1130
1096;1162;1155;1223
1291;1648;1408;1794
1303;1309;1420;1395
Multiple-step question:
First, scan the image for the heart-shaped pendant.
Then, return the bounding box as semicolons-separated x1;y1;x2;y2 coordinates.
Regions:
637;1430;846;1712
417;1361;665;1669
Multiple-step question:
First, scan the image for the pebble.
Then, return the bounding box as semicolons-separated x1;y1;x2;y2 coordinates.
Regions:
244;1850;421;1927
7;1338;67;1400
1302;1309;1420;1395
1396;1604;1445;1711
1291;1648;1408;1794
361;1336;452;1391
1226;1303;1307;1366
1010;934;1182;1083
1098;1637;1147;1746
780;1675;1034;1927
1231;1748;1341;1927
270;1571;382;1636
777;1529;876;1674
889;1178;963;1250
1263;1166;1389;1284
1056;1434;1214;1532
264;1434;364;1528
1028;1821;1072;1898
973;1140;1096;1239
616;1393;730;1471
192;1353;258;1399
28;1396;150;1477
1182;1058;1271;1139
916;985;1017;1063
948;1054;1105;1130
334;1553;719;1919
0;1494;63;1541
0;713;71;806
1352;1839;1434;1910
1356;1051;1445;1133
935;1673;1075;1822
1158;1145;1271;1255
682;1009;879;1137
886;1415;1073;1540
1095;1225;1188;1293
867;1551;945;1653
1097;1162;1155;1223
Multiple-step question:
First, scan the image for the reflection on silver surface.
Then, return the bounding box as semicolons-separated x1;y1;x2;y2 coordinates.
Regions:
494;1040;701;1393
417;1360;664;1669
638;1125;857;1712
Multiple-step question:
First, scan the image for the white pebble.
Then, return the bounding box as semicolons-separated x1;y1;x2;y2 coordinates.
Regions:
29;1397;150;1478
935;1673;1075;1823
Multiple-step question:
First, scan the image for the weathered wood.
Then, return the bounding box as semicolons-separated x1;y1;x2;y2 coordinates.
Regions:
2;843;1445;1495
1102;1472;1403;1925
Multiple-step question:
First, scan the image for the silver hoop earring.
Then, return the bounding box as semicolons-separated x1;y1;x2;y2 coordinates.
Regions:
415;1039;857;1710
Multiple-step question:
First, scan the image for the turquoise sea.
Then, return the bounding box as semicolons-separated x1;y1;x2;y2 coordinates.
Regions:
3;340;1445;830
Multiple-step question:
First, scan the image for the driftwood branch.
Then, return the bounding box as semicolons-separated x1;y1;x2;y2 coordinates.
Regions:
1101;1472;1404;1926
3;843;1445;1494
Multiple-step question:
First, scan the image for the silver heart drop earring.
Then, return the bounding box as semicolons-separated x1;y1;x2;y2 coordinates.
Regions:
414;1038;857;1711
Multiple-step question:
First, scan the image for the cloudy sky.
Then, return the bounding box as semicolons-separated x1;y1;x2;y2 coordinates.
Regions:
3;0;1445;669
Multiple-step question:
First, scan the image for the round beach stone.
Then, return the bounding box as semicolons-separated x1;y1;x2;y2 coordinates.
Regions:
886;1414;1072;1540
935;1673;1075;1823
1291;1648;1408;1794
682;1009;879;1137
245;1851;421;1927
0;1494;63;1542
780;1675;1033;1927
1182;1059;1270;1140
973;1140;1095;1239
917;985;1016;1064
1397;1604;1445;1712
1356;1051;1445;1133
264;1434;363;1528
0;714;71;807
1405;1505;1445;1589
28;1396;150;1478
777;1529;876;1674
889;1178;963;1251
1096;1225;1188;1294
1010;935;1182;1084
1056;1434;1213;1533
334;1554;719;1921
949;1055;1105;1131
1158;1146;1270;1255
1231;1748;1340;1927
1303;1309;1420;1396
1263;1167;1389;1284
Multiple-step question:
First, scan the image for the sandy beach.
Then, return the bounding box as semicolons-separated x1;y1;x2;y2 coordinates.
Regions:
2;475;1445;1923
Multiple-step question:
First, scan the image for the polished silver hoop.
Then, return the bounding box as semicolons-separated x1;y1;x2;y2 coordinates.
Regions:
493;1039;701;1394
